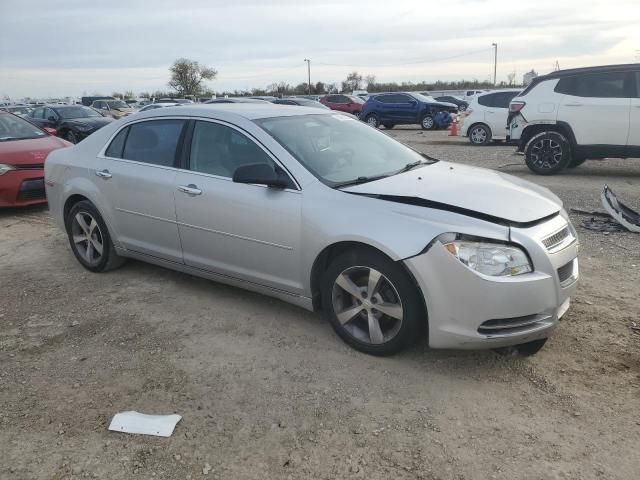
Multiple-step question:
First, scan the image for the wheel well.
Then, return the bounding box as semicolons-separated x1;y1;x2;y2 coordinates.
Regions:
309;242;428;325
520;123;575;151
63;194;90;223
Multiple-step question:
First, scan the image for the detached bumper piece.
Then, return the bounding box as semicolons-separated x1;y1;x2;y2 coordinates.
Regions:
601;185;640;233
17;178;46;202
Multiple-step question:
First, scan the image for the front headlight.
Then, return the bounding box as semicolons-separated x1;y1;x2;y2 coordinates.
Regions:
0;164;16;176
439;234;532;276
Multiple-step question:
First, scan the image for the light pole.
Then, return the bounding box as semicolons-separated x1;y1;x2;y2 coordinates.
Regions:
492;43;498;86
304;59;311;95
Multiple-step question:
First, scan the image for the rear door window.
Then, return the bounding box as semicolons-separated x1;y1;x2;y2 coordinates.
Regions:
566;72;627;98
492;92;519;108
120;120;186;167
477;94;496;107
105;127;129;158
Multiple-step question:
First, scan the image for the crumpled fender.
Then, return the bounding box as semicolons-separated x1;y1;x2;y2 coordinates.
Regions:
601;185;640;233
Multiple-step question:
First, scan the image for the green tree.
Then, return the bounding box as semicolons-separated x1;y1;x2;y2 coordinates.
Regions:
168;58;217;97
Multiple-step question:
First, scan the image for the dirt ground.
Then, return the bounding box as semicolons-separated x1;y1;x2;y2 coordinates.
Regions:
1;129;639;480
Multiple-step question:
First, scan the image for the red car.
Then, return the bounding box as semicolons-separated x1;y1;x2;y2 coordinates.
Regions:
319;94;365;116
0;112;71;207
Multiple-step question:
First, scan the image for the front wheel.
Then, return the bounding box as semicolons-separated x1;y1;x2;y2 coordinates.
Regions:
525;131;571;175
365;114;379;128
65;200;125;272
321;249;424;356
421;115;435;130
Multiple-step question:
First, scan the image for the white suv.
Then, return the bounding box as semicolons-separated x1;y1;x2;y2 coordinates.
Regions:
459;89;521;145
508;64;640;175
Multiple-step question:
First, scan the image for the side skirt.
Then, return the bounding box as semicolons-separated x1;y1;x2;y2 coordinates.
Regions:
115;247;315;312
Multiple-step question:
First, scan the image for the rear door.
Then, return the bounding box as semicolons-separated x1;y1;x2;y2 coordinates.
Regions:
556;71;631;146
483;91;518;139
94;118;186;262
173;119;303;293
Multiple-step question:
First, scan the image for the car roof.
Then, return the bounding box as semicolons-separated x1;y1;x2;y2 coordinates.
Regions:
542;63;639;79
129;104;334;121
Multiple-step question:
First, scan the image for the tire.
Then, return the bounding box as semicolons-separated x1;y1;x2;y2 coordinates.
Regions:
524;131;571;175
365;114;379;128
459;104;467;112
493;338;548;357
567;156;587;168
65;130;78;144
382;123;395;129
321;248;425;356
65;200;125;273
469;124;491;145
421;115;435;130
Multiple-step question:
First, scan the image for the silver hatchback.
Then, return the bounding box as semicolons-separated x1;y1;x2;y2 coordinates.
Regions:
45;105;579;356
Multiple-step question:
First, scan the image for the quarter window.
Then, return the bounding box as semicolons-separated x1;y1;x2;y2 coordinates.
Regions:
120;120;185;167
477;94;495;107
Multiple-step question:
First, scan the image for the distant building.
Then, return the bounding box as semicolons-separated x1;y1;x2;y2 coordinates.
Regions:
523;70;538;86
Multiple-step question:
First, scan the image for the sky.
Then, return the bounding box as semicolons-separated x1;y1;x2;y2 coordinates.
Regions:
1;0;639;99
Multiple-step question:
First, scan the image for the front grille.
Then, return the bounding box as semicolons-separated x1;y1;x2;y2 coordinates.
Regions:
542;226;570;250
478;314;551;335
557;260;575;286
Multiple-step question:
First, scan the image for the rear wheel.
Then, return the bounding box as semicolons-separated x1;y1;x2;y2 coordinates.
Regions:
421;115;435;130
321;249;424;356
525;131;571;175
469;124;491;145
365;114;379;128
65;200;125;273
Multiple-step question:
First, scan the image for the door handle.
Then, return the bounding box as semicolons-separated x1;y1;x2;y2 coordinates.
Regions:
95;169;112;179
177;184;202;196
564;103;583;107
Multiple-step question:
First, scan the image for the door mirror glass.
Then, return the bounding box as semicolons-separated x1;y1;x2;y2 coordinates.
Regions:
232;163;288;188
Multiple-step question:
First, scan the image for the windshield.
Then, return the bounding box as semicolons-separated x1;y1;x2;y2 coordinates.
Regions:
347;95;365;104
296;99;328;108
256;113;431;186
58;106;102;119
0;113;47;141
106;100;129;109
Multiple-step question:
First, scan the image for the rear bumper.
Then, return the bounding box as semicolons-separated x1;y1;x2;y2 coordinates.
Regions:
0;169;46;207
403;215;579;349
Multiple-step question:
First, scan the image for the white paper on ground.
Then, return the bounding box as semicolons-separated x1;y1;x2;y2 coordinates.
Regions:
108;411;182;437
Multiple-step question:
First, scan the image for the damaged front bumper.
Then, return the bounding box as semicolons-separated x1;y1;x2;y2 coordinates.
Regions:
403;213;579;349
602;185;640;233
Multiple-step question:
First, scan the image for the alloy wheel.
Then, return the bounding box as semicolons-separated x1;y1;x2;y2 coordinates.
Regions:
530;138;563;169
71;211;104;266
331;266;403;345
366;115;378;127
422;116;434;129
470;126;487;144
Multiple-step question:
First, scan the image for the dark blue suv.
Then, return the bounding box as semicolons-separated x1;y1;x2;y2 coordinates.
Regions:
360;92;456;130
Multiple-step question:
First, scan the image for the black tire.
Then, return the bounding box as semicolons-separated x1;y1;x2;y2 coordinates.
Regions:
382;123;395;129
365;114;379;128
524;131;571;175
420;114;435;130
65;130;78;144
567;156;587;168
459;104;467;112
493;338;548;357
321;248;425;356
65;200;125;273
468;124;492;145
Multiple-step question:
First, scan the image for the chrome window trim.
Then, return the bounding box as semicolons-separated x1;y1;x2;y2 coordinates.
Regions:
98;115;301;191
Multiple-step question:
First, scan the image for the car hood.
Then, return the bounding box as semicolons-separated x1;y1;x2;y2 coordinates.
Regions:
0;135;70;165
342;161;562;224
64;117;114;129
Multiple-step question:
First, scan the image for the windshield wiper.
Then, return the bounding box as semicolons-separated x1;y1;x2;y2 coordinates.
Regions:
395;160;428;174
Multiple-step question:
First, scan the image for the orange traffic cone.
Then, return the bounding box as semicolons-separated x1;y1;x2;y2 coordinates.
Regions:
449;117;458;136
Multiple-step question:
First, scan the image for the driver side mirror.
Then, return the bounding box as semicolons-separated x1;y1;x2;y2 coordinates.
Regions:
232;163;288;189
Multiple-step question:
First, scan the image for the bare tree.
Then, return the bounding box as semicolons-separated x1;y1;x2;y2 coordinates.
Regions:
124;90;136;99
365;74;376;90
111;91;123;99
168;58;217;97
341;71;363;92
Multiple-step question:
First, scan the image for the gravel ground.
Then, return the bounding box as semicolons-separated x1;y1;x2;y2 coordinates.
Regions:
1;128;639;480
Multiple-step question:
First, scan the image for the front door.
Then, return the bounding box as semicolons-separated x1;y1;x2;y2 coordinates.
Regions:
174;120;303;293
94;118;186;262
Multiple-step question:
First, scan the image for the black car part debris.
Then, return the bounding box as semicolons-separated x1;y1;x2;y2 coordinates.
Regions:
601;185;640;233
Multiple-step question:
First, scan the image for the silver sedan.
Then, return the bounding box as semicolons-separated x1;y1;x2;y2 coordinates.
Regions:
45;104;579;356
